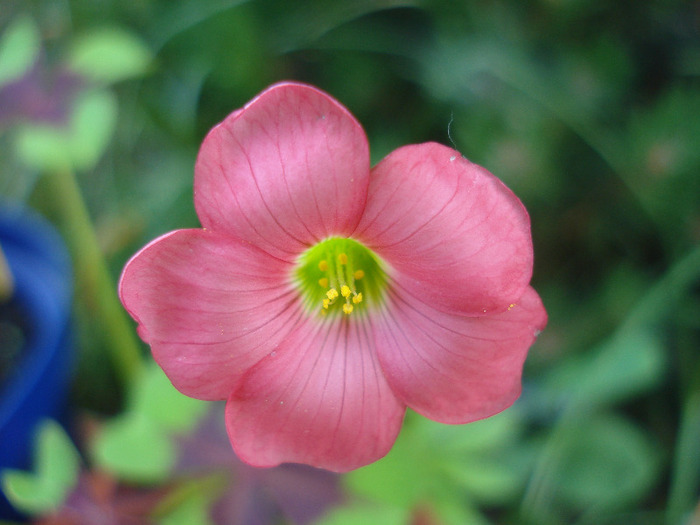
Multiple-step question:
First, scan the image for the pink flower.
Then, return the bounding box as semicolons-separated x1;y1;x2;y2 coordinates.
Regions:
119;82;547;472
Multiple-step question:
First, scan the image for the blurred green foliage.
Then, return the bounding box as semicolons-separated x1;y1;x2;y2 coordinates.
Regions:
1;421;80;515
91;361;208;484
1;0;699;524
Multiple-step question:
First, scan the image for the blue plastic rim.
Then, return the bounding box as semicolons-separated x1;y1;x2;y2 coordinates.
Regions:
0;203;73;518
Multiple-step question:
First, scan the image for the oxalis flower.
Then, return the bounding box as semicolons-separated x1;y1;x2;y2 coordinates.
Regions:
119;82;547;472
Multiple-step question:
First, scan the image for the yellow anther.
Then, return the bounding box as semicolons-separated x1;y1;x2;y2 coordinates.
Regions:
298;236;385;318
508;303;516;310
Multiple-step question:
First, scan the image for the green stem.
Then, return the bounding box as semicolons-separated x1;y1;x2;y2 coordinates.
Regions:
45;168;144;387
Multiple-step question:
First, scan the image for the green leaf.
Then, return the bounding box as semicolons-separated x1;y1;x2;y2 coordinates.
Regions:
553;413;660;510
542;327;665;409
69;27;152;84
152;473;226;525
441;457;523;505
667;392;700;524
67;89;118;170
314;504;409;525
91;361;206;484
13;123;69;172
134;362;208;433
420;407;520;454
1;420;80;515
92;412;175;484
14;89;117;172
346;410;526;510
431;498;490;525
0;15;41;86
157;492;215;525
345;416;434;507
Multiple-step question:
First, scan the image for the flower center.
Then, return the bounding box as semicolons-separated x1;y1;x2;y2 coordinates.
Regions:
294;237;387;318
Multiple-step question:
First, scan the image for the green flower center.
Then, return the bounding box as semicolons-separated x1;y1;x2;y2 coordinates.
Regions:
294;237;387;318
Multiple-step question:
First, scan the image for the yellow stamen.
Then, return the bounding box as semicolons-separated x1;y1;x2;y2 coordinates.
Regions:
297;236;386;318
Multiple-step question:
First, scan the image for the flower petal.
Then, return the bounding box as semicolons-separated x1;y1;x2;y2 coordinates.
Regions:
355;142;534;316
374;286;547;424
194;82;370;260
225;318;405;472
119;229;301;400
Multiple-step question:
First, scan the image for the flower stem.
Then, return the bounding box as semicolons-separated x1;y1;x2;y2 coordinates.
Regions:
44;167;144;387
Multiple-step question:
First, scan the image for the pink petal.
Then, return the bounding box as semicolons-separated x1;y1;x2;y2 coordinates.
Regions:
225;319;406;472
119;229;302;400
355;142;534;316
194;82;370;260
374;286;547;424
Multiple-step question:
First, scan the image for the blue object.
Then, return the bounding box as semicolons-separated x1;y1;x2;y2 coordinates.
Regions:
0;204;73;519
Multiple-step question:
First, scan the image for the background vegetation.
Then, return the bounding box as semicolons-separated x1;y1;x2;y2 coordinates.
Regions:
1;1;699;524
